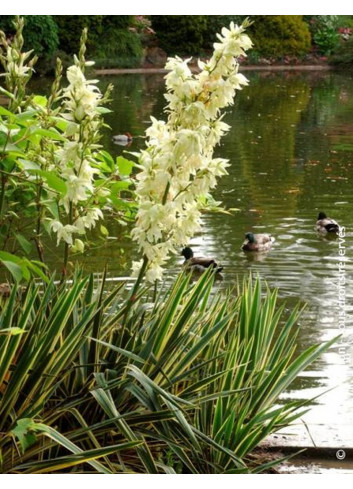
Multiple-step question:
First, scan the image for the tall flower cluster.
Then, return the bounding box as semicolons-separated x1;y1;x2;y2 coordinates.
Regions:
48;56;108;252
132;22;252;282
0;17;37;111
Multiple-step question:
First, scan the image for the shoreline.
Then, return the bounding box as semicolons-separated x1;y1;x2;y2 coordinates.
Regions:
95;64;333;75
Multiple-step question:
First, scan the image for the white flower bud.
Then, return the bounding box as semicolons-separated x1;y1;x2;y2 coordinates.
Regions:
71;238;85;253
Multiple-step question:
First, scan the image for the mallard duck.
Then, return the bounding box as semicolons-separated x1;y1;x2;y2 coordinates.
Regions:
241;232;275;252
316;212;339;235
181;247;223;273
112;132;133;145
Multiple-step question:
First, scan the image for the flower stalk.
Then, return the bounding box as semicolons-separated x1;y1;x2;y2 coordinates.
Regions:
47;29;113;269
131;20;253;283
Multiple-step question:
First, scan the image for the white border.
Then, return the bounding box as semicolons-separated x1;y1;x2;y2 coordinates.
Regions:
0;2;352;15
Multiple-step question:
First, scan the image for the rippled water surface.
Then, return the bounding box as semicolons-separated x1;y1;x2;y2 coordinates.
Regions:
36;69;353;446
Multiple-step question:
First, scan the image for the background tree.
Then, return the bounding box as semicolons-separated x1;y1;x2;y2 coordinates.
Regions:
0;15;58;60
55;15;143;68
247;15;311;59
150;15;208;56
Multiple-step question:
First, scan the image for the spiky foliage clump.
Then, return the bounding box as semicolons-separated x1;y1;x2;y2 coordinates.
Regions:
0;272;337;473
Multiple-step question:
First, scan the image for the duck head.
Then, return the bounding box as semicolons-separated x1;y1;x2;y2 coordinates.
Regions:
181;247;193;259
318;212;327;220
245;232;255;243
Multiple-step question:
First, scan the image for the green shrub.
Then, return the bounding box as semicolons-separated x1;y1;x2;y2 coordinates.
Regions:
54;15;104;54
335;15;353;29
150;15;247;56
150;15;209;56
249;15;311;58
304;15;340;55
93;28;143;68
0;16;14;34
330;34;353;66
151;15;312;59
0;15;58;60
314;27;340;55
54;15;143;67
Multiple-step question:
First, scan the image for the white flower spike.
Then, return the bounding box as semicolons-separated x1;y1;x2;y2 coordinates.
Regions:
132;21;252;282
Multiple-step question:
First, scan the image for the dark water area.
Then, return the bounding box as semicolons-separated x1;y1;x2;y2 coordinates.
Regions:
27;69;353;446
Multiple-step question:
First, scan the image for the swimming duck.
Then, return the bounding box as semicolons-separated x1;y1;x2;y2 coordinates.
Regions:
112;132;133;145
181;247;223;273
316;212;339;235
241;232;275;252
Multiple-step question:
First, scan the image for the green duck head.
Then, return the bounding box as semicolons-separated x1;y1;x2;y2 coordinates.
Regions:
245;232;255;243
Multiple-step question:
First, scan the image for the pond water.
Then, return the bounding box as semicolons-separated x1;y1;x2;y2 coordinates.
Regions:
34;69;353;448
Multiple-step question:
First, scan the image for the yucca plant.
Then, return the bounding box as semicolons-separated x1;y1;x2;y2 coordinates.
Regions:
90;271;337;473
0;274;148;473
0;272;337;473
